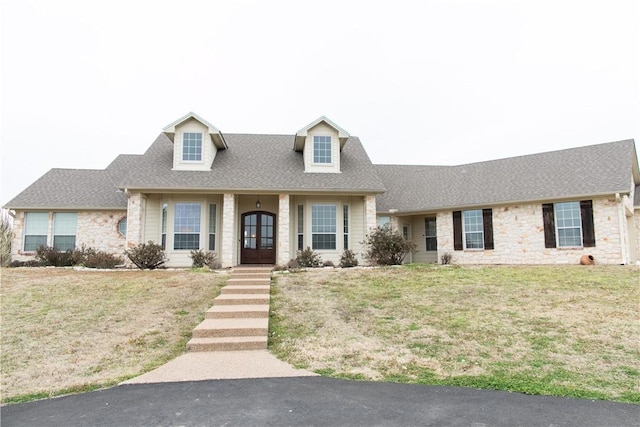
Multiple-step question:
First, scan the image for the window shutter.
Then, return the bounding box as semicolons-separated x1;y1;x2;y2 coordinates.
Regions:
453;211;463;251
482;208;494;250
580;200;595;247
542;203;556;248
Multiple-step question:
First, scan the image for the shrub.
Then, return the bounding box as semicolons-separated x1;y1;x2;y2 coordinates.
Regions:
323;260;335;268
362;225;417;266
85;251;123;269
296;247;322;268
35;246;74;267
189;250;218;269
287;259;300;270
1;211;13;267
339;249;359;268
440;252;453;265
125;241;166;270
10;260;40;267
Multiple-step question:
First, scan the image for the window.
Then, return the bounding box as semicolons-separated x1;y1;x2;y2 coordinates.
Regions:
174;203;201;250
297;205;304;251
118;217;127;237
161;203;168;249
208;204;216;251
312;204;336;250
463;210;484;249
377;216;390;227
453;209;494;251
313;136;332;164
182;132;202;161
23;212;48;251
425;217;437;251
343;205;349;250
542;200;595;248
53;212;77;251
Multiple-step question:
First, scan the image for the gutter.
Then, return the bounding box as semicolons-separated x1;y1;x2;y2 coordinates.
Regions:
615;193;628;265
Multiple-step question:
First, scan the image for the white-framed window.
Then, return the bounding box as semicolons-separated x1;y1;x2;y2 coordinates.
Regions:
312;204;336;250
377;216;390;227
174;203;201;250
53;212;77;251
425;217;437;251
343;205;349;250
23;212;48;251
313;135;332;164
182;132;203;161
208;204;217;251
118;217;127;237
161;203;168;249
297;204;304;251
555;201;582;247
463;209;484;249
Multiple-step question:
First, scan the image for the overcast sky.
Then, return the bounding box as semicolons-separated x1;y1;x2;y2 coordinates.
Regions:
2;0;638;204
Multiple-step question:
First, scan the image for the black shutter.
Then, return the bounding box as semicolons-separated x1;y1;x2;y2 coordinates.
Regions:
580;200;595;247
542;203;556;248
483;208;494;250
453;211;463;251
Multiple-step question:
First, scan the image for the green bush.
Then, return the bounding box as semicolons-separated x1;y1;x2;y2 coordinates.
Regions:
189;250;218;269
35;246;73;267
125;241;166;270
296;247;322;268
362;225;417;266
339;249;359;268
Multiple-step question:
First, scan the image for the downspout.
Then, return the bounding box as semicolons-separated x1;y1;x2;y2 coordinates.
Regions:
615;193;628;265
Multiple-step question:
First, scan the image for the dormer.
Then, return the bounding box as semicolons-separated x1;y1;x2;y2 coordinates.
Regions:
163;112;227;171
294;116;350;173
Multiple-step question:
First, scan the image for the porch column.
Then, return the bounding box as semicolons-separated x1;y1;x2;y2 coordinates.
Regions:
277;194;290;265
364;195;377;232
221;193;235;268
126;192;146;249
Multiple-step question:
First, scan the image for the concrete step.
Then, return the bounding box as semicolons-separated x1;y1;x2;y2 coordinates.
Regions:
186;336;268;352
227;278;271;286
232;267;273;274
214;294;270;305
206;304;270;319
230;272;272;278
221;285;270;295
192;318;269;338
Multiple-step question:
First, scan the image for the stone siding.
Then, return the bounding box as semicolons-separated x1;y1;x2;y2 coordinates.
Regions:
277;194;290;265
436;197;624;265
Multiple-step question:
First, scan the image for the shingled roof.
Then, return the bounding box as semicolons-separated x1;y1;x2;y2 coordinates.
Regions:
118;133;386;193
375;139;639;213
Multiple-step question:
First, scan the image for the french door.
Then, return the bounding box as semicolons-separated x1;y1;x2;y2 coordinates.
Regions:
241;212;276;264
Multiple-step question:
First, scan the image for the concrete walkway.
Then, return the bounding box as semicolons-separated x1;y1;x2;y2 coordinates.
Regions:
122;350;317;384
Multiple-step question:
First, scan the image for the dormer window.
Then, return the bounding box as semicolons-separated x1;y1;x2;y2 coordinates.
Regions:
313;136;332;164
183;132;203;161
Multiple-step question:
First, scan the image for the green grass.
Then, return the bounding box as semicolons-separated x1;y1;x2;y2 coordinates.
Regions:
269;265;640;403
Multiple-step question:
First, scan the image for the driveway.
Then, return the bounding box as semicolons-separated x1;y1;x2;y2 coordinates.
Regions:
2;377;638;426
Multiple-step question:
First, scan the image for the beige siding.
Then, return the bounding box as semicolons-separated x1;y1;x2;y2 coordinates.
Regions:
172;118;217;171
350;196;366;262
143;194;162;244
303;122;341;173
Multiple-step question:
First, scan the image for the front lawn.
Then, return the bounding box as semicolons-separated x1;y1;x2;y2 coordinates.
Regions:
1;268;227;403
269;265;640;403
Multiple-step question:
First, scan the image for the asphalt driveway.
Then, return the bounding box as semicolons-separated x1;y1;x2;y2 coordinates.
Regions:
2;377;638;426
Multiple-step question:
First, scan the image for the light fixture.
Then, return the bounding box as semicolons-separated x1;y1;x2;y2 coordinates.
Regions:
256;198;261;209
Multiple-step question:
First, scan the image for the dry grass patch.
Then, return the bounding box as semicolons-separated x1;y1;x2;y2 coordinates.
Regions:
1;268;227;403
269;265;640;402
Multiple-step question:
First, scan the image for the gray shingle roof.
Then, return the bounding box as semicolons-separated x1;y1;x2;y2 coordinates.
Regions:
375;139;638;213
118;133;386;193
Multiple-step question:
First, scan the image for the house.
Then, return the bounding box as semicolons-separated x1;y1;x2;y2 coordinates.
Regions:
5;113;640;267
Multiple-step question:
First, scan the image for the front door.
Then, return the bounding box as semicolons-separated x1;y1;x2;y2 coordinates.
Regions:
241;212;276;264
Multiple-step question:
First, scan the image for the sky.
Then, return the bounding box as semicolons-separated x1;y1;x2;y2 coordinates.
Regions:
1;0;639;205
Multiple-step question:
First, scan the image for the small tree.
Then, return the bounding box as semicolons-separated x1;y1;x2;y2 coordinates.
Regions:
125;241;166;269
362;225;416;266
296;247;322;268
0;210;13;267
339;249;359;268
189;249;218;269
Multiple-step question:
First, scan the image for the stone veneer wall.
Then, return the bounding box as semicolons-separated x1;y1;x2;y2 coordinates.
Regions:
10;210;127;261
436;197;625;265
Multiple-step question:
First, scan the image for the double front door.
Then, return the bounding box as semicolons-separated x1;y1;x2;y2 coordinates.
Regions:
241;212;276;264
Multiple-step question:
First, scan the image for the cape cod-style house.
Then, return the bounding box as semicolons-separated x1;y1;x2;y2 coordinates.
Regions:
5;113;640;267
